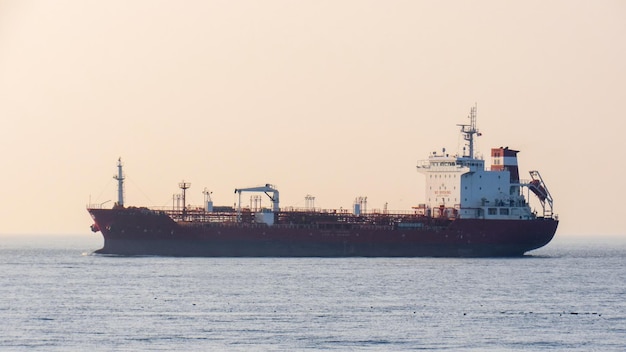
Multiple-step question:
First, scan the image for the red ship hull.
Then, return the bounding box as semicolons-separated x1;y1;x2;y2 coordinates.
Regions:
88;208;558;257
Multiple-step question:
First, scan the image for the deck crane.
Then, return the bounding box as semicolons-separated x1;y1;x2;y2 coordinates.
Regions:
234;184;280;222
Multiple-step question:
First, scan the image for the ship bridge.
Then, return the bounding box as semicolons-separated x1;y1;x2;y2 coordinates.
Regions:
416;151;470;218
415;106;537;221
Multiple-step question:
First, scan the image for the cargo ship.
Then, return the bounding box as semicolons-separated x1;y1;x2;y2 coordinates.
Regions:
87;106;558;257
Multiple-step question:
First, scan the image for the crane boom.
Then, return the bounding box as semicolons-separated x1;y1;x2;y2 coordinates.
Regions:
234;184;280;213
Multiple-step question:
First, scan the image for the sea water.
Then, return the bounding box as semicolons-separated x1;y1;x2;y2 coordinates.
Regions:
0;234;624;351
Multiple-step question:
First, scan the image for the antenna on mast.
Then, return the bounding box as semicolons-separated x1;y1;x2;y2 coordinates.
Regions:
113;158;125;207
457;104;481;158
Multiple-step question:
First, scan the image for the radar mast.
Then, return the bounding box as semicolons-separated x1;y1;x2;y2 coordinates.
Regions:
457;104;481;158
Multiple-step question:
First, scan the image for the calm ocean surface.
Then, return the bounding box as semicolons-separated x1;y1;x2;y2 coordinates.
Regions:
1;234;624;351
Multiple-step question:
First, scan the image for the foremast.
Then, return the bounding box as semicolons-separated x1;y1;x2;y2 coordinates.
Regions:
113;157;125;208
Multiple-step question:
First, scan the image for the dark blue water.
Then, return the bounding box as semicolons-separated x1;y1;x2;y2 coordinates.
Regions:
1;234;624;351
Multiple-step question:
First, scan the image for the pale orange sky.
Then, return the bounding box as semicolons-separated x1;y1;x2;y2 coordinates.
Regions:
0;0;624;236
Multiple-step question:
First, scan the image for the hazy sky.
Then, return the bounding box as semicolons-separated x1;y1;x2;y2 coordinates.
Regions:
1;0;624;236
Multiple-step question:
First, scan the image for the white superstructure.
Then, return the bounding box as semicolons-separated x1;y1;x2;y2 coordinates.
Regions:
416;106;548;220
